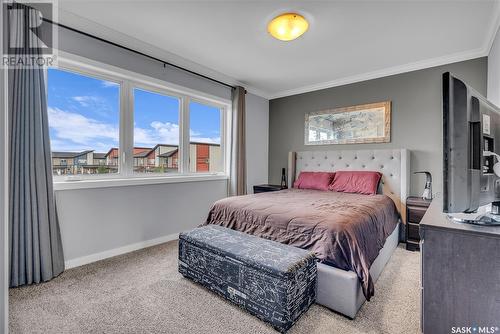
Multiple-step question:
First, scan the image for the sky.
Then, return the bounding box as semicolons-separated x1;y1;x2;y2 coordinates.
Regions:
47;68;221;153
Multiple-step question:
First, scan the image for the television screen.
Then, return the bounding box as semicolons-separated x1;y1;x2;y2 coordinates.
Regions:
443;72;500;217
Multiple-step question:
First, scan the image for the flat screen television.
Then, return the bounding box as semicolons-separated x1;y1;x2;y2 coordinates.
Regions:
443;72;500;225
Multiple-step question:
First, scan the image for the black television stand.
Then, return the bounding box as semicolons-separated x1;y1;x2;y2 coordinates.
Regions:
421;196;500;333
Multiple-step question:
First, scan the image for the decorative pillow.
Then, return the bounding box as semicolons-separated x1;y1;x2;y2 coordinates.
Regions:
329;171;382;195
293;171;335;191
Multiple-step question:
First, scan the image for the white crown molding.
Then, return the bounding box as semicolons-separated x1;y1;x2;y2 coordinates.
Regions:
269;1;500;100
485;0;500;55
268;47;489;100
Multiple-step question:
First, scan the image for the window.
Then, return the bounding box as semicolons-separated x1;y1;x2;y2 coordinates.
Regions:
47;59;229;184
189;101;223;173
47;68;120;176
133;88;180;174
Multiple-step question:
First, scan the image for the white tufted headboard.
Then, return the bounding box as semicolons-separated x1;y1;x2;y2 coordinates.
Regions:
288;149;410;224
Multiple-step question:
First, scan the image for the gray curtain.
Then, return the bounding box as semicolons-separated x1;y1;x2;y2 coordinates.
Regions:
8;3;65;287
229;86;246;196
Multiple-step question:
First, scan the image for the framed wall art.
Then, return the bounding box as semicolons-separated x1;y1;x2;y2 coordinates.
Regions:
305;101;391;145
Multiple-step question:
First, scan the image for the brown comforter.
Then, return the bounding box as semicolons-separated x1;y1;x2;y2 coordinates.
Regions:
202;189;399;300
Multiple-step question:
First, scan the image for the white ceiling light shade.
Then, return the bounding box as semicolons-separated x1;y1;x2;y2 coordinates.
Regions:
267;13;309;41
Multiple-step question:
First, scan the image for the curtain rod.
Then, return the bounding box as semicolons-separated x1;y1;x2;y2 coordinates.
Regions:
42;18;237;90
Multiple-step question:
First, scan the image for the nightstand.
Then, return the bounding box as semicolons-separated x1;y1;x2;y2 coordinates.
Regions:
406;196;432;251
253;184;286;194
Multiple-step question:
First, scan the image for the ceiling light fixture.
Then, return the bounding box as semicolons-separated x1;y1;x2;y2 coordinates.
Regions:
267;13;309;41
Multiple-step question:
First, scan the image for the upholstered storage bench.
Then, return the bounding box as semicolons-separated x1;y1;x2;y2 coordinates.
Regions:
178;225;317;333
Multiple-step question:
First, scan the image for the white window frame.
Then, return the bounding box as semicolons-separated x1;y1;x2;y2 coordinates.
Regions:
50;53;231;190
186;97;227;175
48;63;125;180
130;82;182;176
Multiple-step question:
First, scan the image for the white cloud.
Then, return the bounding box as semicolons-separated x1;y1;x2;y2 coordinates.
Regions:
48;107;220;152
49;139;92;152
134;121;180;146
190;129;220;144
190;135;221;144
134;121;220;146
48;107;118;151
71;96;114;118
101;81;118;88
72;95;103;108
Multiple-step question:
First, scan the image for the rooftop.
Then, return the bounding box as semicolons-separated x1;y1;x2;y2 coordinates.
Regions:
52;150;94;158
158;149;178;158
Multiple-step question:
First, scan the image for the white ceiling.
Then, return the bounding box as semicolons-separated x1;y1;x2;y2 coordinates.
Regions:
58;1;500;99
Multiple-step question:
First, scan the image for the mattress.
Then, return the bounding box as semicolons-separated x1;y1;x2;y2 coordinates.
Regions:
202;188;399;299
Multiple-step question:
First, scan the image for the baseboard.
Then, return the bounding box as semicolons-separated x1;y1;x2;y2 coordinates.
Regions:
64;232;180;269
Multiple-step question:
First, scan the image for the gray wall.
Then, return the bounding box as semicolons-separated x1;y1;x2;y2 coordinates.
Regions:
246;93;269;193
56;180;227;262
269;57;488;196
488;26;500;107
54;24;232;101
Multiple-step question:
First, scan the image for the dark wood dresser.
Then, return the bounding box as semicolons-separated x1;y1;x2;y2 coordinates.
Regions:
420;197;500;333
253;184;286;194
406;196;432;251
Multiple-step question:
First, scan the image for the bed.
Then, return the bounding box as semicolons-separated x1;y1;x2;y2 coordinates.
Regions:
203;149;410;318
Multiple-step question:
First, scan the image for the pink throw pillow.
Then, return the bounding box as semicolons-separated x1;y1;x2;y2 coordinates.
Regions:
329;171;382;195
293;172;335;191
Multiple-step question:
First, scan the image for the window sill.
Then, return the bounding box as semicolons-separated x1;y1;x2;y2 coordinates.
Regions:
53;174;229;191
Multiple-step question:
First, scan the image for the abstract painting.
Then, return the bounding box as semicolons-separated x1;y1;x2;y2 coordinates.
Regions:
305;101;391;145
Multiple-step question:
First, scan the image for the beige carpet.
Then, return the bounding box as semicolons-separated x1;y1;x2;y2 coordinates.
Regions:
9;241;420;334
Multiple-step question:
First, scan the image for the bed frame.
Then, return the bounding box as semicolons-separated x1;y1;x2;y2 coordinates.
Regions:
287;149;410;318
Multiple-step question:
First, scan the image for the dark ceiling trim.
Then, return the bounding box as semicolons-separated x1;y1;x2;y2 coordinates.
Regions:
43;18;236;90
